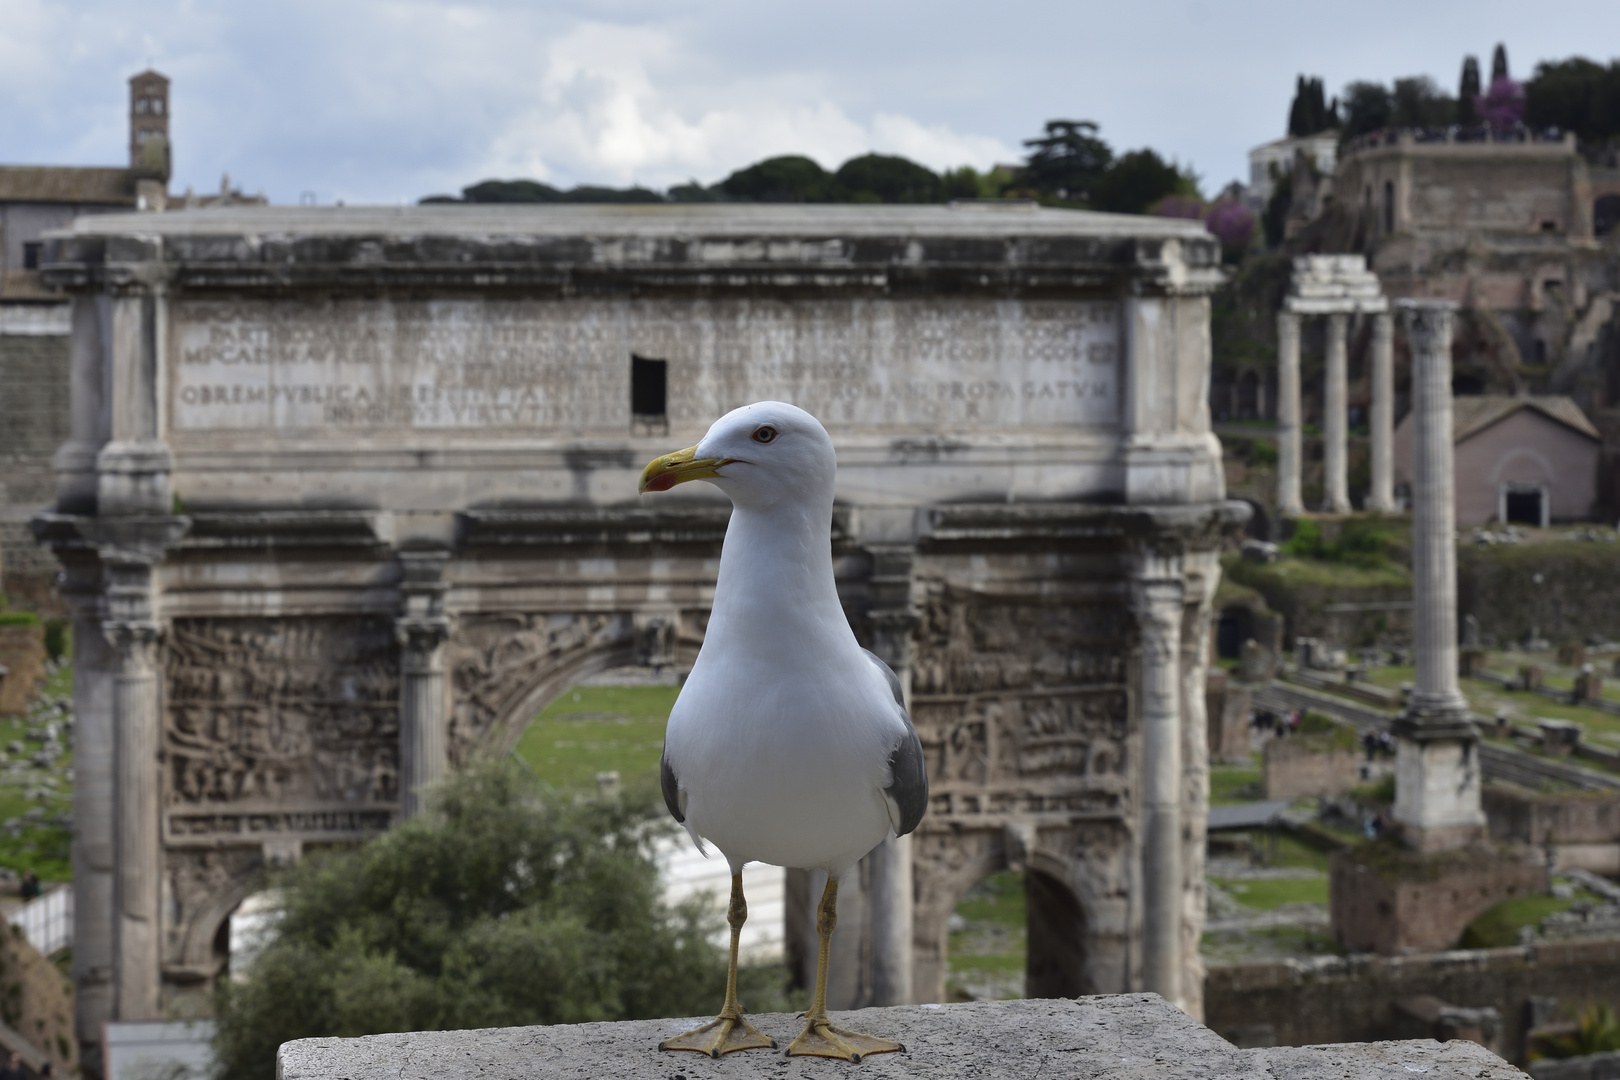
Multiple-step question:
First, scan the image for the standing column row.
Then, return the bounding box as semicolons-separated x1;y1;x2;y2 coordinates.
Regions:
1274;308;1393;517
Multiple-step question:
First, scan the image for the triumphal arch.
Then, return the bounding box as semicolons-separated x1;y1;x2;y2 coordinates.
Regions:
35;203;1239;1065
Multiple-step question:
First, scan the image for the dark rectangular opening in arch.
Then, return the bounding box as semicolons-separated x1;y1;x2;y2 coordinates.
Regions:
631;354;667;421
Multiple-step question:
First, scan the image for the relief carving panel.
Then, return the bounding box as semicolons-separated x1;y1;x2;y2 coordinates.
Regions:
447;612;628;763
908;588;1131;825
164;618;400;845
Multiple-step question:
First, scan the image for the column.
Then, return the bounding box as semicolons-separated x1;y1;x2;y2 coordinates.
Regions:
1131;550;1185;1007
1392;300;1485;853
397;551;450;818
54;296;110;514
1366;311;1396;512
108;617;162;1019
97;290;172;516
63;563;116;1067
866;544;918;1007
1323;312;1350;513
1275;311;1303;517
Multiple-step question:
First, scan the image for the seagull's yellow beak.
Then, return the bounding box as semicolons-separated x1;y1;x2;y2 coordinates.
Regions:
639;445;733;494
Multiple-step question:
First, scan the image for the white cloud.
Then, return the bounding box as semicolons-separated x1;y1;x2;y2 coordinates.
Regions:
472;21;1014;189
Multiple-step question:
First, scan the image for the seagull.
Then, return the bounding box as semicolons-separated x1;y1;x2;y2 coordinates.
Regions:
639;401;928;1063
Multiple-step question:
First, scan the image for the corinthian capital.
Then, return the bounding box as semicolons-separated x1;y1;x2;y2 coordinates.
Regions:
1397;299;1458;356
104;620;162;671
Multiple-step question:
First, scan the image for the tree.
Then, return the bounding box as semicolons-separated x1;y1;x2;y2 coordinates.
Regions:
1340;81;1394;138
1089;149;1195;215
1020;119;1113;202
1288;76;1334;136
1492;43;1510;83
718;155;841;202
1391;76;1453;128
212;766;769;1080
1458;56;1482;126
1527;57;1620;143
834;154;941;203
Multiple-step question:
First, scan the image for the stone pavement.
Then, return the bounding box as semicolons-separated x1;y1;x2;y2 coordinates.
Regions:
277;994;1526;1079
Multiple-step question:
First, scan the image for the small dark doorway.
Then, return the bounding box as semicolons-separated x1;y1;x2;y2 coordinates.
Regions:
1216;606;1253;659
1504;487;1545;526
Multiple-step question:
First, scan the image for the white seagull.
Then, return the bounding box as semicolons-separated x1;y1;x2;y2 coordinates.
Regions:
640;401;928;1063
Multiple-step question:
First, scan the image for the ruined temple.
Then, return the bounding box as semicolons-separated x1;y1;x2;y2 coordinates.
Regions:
34;204;1241;1068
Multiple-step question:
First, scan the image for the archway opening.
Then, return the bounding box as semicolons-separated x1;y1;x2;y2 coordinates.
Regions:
946;870;1026;1001
506;665;790;986
945;867;1088;1001
1025;868;1090;998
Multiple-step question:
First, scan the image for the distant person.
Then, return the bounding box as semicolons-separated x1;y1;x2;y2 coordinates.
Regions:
1362;731;1378;761
38;1064;54;1080
18;872;39;901
0;1052;25;1080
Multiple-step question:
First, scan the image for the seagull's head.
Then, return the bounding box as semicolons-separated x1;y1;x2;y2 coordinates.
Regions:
638;401;836;510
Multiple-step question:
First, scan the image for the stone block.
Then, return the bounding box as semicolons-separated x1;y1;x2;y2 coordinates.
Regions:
1460;648;1489;677
1263;736;1361;799
275;995;1527;1080
1538;719;1584;756
1557;642;1587;668
1330;841;1548;955
0;623;45;716
1574;670;1603;702
1521;665;1544;692
1205;672;1252;763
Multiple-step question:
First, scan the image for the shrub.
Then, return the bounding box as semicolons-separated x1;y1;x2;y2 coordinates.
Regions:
212;765;750;1080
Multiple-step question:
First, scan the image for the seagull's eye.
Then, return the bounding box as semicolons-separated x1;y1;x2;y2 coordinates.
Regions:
752;426;778;444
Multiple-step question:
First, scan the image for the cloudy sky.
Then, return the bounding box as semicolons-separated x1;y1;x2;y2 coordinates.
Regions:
2;0;1614;206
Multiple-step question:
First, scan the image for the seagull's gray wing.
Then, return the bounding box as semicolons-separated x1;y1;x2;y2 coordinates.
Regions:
660;747;685;824
862;649;929;837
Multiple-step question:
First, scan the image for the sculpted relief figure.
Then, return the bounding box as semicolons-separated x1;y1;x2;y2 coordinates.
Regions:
164;618;400;808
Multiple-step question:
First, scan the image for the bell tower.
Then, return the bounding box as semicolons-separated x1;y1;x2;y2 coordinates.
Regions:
129;70;171;181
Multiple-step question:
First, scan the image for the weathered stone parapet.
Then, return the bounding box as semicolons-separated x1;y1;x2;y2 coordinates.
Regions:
276;995;1525;1080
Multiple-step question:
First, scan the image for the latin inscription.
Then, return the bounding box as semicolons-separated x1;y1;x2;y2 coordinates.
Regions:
170;297;1121;435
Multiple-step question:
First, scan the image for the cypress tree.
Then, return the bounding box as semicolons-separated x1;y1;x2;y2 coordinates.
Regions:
1491;44;1510;83
1458;56;1481;125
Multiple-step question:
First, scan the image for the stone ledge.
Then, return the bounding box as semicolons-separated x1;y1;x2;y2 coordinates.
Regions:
276;994;1525;1079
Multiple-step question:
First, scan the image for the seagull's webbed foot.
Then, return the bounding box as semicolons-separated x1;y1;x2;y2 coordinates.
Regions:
786;1017;903;1063
660;1011;776;1058
659;871;776;1057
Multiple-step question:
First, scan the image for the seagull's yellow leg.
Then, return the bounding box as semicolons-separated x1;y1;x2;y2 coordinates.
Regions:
659;872;776;1058
786;876;905;1062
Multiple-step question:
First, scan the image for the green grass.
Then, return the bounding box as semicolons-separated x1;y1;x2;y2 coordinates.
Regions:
512;685;680;791
1460;893;1593;949
1210;760;1262;805
0;661;75;881
947;871;1027;999
1213;876;1329;909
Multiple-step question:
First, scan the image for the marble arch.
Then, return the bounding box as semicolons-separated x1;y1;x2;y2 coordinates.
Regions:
35;204;1240;1072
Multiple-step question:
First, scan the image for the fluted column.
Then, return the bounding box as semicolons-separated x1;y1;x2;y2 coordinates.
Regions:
108;619;162;1019
1132;551;1185;1007
1366;311;1396;512
397;551;451;818
866;544;917;1007
397;621;449;817
1393;300;1484;853
63;563;115;1062
1275;311;1303;517
1322;313;1350;512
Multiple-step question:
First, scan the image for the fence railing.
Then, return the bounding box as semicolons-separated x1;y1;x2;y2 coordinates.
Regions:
10;885;72;956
